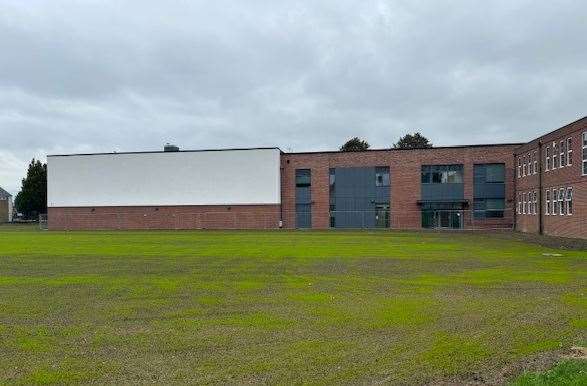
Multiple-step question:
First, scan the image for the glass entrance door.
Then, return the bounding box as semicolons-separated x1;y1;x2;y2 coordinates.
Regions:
423;210;463;229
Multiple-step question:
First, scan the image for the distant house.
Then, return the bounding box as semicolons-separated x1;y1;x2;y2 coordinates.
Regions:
0;187;13;222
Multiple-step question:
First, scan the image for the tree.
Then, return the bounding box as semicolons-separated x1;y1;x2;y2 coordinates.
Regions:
340;137;370;152
15;159;47;219
393;132;433;149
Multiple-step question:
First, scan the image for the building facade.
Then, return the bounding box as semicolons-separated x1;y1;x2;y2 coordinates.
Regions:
514;116;587;239
0;187;13;223
46;116;586;239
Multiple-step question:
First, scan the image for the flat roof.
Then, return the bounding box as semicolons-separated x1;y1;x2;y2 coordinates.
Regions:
48;143;525;158
285;142;524;156
47;147;283;157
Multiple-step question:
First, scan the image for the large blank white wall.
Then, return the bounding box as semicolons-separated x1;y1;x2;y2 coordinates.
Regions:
48;149;281;207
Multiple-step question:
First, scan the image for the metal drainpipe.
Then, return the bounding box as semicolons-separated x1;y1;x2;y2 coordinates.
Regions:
538;140;544;235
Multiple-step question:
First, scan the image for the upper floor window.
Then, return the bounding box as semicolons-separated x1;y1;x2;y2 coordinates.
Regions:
567;137;572;166
475;163;505;184
533;151;538;174
522;155;527;176
552;141;558;168
517;158;522;178
545;146;551;171
295;169;311;187
583;132;587;175
375;167;390;187
421;165;463;184
560;140;566;167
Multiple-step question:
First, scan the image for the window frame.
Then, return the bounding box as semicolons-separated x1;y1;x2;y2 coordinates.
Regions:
533;150;537;174
522;193;526;215
559;187;565;215
522;155;527;176
545;189;550;215
552;141;558;169
545;146;550;171
552;189;558;215
560;140;566;167
567;137;572;166
583;132;587;176
517;157;521;178
517;194;522;215
566;187;573;216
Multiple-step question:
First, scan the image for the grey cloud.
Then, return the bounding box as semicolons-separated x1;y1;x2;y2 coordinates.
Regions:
0;0;586;195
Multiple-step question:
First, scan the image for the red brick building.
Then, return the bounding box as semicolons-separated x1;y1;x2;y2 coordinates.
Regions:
47;116;586;239
514;116;587;239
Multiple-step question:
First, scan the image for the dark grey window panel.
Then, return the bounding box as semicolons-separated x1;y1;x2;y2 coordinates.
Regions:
375;186;390;203
474;183;505;199
295;169;311;187
295;186;312;204
329;166;390;228
295;204;312;228
421;183;464;201
474;164;505;184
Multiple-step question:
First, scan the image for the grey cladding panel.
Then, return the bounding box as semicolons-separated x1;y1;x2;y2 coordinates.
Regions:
331;166;389;228
474;183;505;199
295;187;311;204
421;184;464;201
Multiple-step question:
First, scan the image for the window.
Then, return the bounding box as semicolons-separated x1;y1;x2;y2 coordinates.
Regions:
567;138;572;166
553;142;558;168
518;194;522;215
552;189;558;215
545;146;551;171
560;140;566;167
533;191;538;215
583;132;587;175
545;190;550;215
528;192;533;215
528;153;532;175
421;165;463;184
566;187;573;215
375;167;390;187
480;163;505;183
295;169;311;187
559;188;565;215
522;156;527;176
533;151;538;174
522;193;526;214
517;158;521;178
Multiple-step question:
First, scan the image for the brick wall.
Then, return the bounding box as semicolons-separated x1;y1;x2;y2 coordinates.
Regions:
48;205;281;230
281;144;519;230
0;200;8;223
514;117;587;239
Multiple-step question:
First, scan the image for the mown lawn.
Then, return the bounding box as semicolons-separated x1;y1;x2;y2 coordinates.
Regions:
0;225;585;384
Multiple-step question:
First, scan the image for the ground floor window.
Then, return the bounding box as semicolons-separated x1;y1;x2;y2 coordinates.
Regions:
474;198;505;219
545;190;550;215
566;187;573;215
552;189;559;215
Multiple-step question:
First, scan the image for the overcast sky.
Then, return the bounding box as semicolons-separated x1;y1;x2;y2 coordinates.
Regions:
1;0;586;195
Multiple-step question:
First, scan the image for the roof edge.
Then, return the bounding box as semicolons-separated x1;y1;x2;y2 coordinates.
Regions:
47;146;283;158
285;142;524;155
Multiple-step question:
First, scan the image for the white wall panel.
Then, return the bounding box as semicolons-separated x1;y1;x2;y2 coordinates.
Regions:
48;148;281;207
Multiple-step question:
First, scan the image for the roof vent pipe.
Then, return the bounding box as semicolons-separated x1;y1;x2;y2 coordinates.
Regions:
164;143;180;152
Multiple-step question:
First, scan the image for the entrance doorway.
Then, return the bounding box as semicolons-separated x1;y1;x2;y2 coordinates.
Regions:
422;210;463;229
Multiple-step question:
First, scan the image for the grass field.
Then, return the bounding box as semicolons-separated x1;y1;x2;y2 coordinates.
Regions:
0;225;585;384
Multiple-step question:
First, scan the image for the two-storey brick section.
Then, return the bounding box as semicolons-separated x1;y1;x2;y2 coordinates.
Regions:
47;116;587;239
